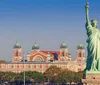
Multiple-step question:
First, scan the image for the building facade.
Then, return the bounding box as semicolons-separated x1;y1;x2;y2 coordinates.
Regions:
0;41;86;73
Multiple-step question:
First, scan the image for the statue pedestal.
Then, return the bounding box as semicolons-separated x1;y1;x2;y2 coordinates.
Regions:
82;71;100;85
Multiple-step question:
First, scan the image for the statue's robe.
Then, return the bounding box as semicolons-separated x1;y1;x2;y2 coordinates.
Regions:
85;23;100;71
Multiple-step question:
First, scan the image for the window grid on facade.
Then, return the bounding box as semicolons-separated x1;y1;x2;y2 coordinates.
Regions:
36;64;40;68
8;64;11;68
13;64;17;68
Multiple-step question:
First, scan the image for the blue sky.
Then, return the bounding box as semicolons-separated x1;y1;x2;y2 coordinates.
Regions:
0;0;100;61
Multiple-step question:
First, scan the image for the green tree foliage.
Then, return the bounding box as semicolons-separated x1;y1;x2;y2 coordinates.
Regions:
73;71;84;84
0;71;46;84
0;60;6;63
0;72;16;83
54;69;75;84
43;65;62;83
0;67;83;84
44;66;84;84
14;71;45;83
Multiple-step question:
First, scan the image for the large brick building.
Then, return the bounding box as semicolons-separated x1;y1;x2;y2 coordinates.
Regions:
0;41;86;73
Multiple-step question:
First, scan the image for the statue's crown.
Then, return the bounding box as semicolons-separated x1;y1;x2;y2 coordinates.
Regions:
91;19;97;22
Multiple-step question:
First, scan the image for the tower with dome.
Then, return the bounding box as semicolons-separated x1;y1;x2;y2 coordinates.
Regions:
12;41;23;62
0;41;86;73
58;41;72;62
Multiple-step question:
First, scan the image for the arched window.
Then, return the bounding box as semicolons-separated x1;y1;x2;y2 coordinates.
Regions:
62;52;64;56
34;56;44;62
79;52;81;57
16;50;18;56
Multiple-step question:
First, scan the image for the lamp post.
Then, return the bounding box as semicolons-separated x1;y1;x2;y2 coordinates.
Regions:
23;52;25;85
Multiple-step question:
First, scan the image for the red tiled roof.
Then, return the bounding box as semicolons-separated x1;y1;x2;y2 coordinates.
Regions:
41;50;60;55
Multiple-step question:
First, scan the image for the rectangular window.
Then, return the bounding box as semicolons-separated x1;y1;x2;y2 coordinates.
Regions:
1;64;5;68
13;64;17;68
36;64;40;68
8;64;11;68
34;64;36;68
31;64;34;68
19;64;22;68
25;64;29;68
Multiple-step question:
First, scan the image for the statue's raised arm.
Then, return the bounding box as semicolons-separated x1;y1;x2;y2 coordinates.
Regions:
85;2;91;25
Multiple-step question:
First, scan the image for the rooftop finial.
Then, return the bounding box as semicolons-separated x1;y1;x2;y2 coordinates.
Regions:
16;41;19;43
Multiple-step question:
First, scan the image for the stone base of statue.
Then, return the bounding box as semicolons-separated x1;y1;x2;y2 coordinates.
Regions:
82;71;100;85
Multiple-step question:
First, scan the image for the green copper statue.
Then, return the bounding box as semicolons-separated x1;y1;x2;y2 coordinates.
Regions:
85;2;100;72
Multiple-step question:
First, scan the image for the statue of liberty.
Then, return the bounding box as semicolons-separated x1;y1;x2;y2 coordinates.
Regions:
85;2;100;72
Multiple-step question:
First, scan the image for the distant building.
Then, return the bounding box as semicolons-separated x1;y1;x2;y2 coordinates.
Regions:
0;41;86;73
12;41;23;62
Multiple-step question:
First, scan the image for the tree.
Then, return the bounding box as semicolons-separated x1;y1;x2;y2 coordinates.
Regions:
0;72;16;84
55;69;75;84
14;71;45;83
43;65;62;83
73;71;84;84
25;71;45;83
0;60;6;63
44;67;83;85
